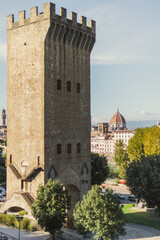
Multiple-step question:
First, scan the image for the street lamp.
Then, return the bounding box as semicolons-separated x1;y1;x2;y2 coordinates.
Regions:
16;215;23;240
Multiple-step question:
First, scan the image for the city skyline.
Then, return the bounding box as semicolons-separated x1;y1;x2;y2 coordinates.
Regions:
1;0;160;124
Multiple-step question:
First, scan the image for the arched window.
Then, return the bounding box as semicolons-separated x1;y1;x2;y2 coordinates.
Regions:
38;156;40;167
21;160;28;175
76;83;80;93
57;79;61;90
57;144;61;154
67;144;71;154
67;81;71;92
77;143;81;153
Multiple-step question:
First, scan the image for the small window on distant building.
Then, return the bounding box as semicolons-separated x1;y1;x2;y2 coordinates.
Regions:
67;81;71;92
57;144;61;154
57;79;61;90
76;83;80;93
67;144;71;153
77;143;81;153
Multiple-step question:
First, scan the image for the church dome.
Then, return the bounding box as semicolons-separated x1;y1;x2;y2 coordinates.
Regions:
110;108;126;130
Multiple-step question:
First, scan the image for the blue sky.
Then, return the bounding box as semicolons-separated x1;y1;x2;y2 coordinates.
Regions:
1;0;160;124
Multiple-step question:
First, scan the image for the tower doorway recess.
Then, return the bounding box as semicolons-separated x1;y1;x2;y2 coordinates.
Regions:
65;184;80;227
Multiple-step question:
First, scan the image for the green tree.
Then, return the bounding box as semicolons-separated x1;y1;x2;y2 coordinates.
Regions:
73;185;126;240
127;128;145;161
108;164;119;179
32;179;70;240
143;126;160;155
91;153;109;185
127;126;160;161
126;155;160;214
114;140;130;179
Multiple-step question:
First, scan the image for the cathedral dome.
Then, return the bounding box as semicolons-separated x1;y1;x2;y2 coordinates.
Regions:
110;108;126;130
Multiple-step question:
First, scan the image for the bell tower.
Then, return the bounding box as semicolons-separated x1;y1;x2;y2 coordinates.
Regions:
1;109;6;126
5;2;96;216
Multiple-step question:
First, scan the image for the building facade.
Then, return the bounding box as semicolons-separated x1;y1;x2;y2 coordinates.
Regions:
0;109;7;141
4;2;95;217
91;109;135;163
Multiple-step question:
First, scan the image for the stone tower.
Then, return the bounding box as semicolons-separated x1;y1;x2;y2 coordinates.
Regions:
4;2;95;216
1;109;6;126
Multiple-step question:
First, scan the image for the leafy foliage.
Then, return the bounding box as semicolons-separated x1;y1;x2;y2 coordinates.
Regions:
143;126;160;155
32;179;70;239
73;185;126;240
91;153;109;185
0;214;36;230
127;126;160;160
127;128;145;161
108;164;119;178
126;155;160;214
114;140;130;179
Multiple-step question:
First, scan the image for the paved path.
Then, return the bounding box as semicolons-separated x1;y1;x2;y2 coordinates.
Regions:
0;225;50;240
0;223;160;240
119;224;160;240
62;224;160;240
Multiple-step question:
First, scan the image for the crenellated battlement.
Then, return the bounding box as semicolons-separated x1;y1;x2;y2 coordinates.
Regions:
7;2;96;35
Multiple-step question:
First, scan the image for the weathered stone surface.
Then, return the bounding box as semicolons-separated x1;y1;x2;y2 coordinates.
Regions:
5;2;96;215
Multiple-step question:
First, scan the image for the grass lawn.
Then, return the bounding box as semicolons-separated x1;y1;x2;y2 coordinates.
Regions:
122;204;160;231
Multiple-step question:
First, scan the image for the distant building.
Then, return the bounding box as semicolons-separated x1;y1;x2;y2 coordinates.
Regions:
109;108;126;130
91;109;135;163
1;109;6;126
0;109;7;140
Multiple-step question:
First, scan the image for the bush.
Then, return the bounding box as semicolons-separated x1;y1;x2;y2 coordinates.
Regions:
0;214;17;227
19;211;27;216
73;185;126;240
0;214;36;231
21;218;31;230
32;179;70;239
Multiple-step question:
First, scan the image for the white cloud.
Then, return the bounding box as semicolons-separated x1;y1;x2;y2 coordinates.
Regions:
91;117;106;125
130;110;160;121
0;42;7;59
139;110;150;116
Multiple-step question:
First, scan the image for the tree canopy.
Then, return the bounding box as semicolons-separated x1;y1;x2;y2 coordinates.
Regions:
127;128;145;161
126;155;160;214
114;140;130;179
32;179;70;240
73;185;126;240
91;153;109;185
127;126;160;160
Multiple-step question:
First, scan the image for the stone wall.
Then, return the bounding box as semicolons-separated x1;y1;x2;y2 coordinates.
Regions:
6;2;95;213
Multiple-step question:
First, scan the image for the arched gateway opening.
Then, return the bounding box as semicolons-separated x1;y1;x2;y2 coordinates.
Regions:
6;206;25;214
65;184;80;228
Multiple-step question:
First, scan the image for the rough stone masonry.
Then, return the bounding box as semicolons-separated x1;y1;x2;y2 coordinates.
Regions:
3;2;96;218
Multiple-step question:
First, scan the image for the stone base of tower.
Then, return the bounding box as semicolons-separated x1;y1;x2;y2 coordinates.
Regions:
0;192;34;216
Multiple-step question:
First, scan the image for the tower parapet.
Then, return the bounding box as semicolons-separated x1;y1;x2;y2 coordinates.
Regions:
7;2;96;35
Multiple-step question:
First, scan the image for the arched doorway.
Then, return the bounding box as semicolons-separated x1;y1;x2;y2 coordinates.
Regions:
6;206;25;214
65;184;80;228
